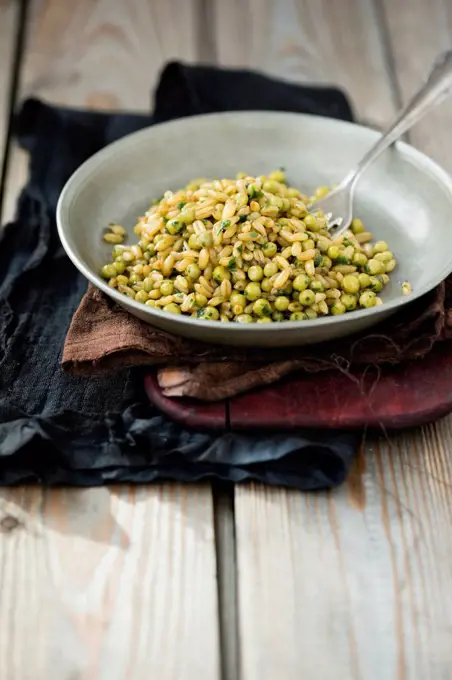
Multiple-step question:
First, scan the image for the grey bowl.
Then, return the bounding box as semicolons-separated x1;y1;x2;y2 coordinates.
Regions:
57;111;452;348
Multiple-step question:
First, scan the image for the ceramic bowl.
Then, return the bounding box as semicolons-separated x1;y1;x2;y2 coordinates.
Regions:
57;111;452;348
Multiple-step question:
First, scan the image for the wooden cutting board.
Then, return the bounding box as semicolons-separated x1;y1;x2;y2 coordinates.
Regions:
145;341;452;430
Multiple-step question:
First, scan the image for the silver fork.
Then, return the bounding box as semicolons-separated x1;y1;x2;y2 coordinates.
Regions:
310;50;452;238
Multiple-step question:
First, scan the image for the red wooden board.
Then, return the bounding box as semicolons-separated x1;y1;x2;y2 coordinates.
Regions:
144;341;452;431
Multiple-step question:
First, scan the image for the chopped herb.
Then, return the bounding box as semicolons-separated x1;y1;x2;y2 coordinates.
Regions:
238;214;247;222
177;201;186;209
314;254;323;267
162;217;168;223
250;231;259;238
336;255;349;265
227;257;237;271
219;219;231;231
197;308;206;318
203;218;209;223
343;238;353;246
248;186;263;199
237;244;243;253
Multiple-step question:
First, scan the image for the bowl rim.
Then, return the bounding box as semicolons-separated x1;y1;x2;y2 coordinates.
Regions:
56;109;452;334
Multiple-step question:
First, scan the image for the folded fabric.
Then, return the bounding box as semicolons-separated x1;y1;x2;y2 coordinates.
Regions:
62;277;451;400
0;62;361;488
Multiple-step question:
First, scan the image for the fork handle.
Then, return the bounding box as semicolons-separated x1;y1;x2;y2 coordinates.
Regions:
349;50;452;184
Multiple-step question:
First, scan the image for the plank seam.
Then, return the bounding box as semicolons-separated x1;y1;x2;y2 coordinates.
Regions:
0;0;29;219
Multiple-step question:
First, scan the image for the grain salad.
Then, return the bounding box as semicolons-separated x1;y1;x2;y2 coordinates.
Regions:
100;171;404;323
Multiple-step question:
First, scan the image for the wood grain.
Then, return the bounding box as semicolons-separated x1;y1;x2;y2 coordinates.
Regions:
213;0;396;128
0;2;221;678
0;485;220;680
2;0;200;222
235;438;452;680
0;0;19;219
381;0;452;171
227;2;452;679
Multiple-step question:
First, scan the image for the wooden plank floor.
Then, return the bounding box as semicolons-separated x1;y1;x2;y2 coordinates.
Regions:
1;0;452;679
0;2;220;680
0;0;20;218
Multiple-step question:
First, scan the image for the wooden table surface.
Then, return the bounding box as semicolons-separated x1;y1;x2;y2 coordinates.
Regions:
1;1;452;679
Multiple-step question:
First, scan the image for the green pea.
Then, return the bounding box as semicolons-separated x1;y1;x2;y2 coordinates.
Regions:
331;301;346;315
213;266;230;283
145;299;156;307
304;214;318;230
385;259;396;273
299;289;316;306
327;245;340;260
261;278;272;292
263;180;281;194
374;251;393;263
272;311;285;322
245;282;261;301
359;291;377;308
178;208;195;224
321;256;332;270
309;280;324;293
304;308;318;319
256;316;272;324
248;265;264;282
100;264;117;279
365;259;384;275
269;170;286;183
201;306;220;320
290;312;306;321
303;239;316;251
351;218;365;234
230;293;246;308
373;240;389;254
114;260;126;274
112;245;125;259
135;290;149;303
166;220;184;235
358;273;371;289
264;261;278;277
369;275;384;293
195;294;208;307
163;303;181;314
235;314;254;323
341;293;357;311
262;242;278;258
352;252;368;267
159;280;173;296
341;275;360;294
186;263;201;280
253;298;272;317
274;296;290;312
293;274;310;292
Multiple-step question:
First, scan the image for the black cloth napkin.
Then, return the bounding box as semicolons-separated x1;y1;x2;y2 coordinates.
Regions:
0;62;359;488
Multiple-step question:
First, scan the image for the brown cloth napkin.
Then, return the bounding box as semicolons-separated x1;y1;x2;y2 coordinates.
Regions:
62;278;452;401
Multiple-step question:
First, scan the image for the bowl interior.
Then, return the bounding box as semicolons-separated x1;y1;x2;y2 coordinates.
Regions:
59;112;452;322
